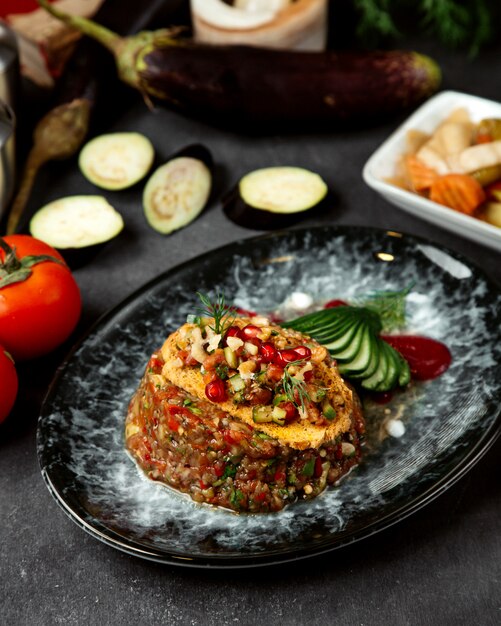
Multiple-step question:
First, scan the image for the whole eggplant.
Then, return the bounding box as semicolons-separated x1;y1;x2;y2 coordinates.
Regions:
38;0;441;127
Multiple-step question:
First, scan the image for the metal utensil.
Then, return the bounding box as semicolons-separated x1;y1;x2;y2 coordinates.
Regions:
0;22;19;111
0;99;16;222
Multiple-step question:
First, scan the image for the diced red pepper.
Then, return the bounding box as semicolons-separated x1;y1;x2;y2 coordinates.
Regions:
267;363;285;381
253;492;267;503
223;428;246;445
213;462;225;477
314;456;323;478
274;469;286;483
278;401;299;422
147;354;164;373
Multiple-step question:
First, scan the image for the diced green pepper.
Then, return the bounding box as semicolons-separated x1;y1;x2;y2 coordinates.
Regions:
302;458;315;476
322;398;336;420
252;406;272;423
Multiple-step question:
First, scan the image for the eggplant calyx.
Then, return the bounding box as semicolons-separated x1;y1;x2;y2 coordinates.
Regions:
0;239;65;289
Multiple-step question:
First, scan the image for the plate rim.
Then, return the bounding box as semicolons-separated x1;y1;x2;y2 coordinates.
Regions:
37;224;501;568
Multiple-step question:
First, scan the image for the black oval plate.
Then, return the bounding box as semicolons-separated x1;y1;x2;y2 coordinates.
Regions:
37;226;501;568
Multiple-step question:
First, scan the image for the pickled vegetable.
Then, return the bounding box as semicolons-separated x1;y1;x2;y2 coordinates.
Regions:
477;118;501;142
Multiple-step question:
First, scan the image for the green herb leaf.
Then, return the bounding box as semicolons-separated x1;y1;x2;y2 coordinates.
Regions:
282;361;312;412
356;284;412;331
196;291;235;335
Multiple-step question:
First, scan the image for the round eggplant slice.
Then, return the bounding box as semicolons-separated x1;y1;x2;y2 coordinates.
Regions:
29;195;124;267
79;132;154;190
224;166;329;229
143;156;212;234
171;143;213;169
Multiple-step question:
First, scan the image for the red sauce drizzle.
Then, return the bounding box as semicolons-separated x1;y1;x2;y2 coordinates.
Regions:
381;335;452;381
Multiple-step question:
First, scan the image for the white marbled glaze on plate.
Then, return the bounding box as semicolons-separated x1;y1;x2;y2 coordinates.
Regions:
37;227;501;564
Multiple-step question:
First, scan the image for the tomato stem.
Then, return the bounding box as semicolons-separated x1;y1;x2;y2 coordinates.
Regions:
0;237;66;289
0;238;22;273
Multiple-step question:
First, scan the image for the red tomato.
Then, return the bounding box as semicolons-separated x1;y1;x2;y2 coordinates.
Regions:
0;347;18;422
0;235;81;360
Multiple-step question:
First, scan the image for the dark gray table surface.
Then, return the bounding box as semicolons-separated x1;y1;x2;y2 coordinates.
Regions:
1;20;500;626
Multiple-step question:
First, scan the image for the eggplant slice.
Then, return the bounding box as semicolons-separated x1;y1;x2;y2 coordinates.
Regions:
79;132;155;190
224;166;329;229
143;146;212;234
30;195;124;266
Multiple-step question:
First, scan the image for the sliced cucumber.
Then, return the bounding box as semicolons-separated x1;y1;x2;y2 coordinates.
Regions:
360;343;389;391
330;321;365;362
79;132;154;190
143;148;212;235
338;326;376;376
283;305;411;392
323;319;362;353
396;350;412;387
373;340;400;392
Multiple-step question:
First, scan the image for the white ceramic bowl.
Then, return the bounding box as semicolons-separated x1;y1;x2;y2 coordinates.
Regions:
363;90;501;251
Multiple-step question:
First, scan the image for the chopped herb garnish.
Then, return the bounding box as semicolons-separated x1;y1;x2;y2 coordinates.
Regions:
215;363;229;380
196;291;236;335
182;399;202;415
256;432;273;440
356;284;413;331
222;463;237;480
229;488;245;508
282;361;311;412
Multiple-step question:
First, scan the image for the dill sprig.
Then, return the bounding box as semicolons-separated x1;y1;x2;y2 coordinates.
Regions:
196;291;235;335
356;284;413;332
352;0;497;56
282;361;311;412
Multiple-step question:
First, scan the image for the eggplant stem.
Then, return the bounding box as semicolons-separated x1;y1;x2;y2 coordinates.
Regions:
6;98;91;235
37;0;122;55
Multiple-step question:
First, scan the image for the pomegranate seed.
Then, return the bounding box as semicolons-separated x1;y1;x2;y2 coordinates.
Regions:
205;378;227;402
260;342;277;363
275;349;299;366
224;326;243;344
324;299;348;308
241;324;261;339
293;345;311;359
